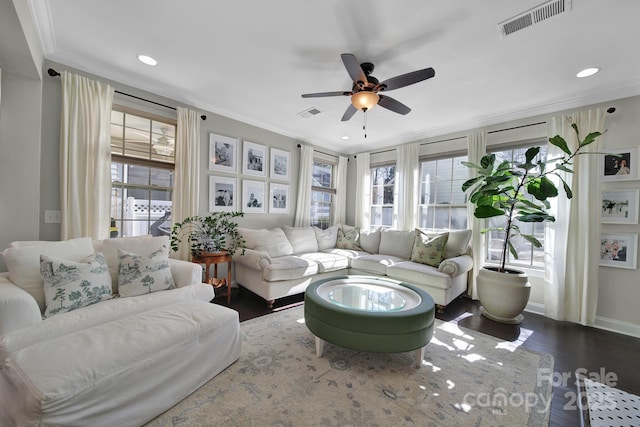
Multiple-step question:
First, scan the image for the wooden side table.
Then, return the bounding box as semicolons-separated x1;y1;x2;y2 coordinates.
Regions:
191;251;232;304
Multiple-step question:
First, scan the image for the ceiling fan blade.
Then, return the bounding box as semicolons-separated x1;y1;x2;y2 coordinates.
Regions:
341;53;368;85
378;95;411;115
341;104;357;121
302;91;350;98
380;67;435;91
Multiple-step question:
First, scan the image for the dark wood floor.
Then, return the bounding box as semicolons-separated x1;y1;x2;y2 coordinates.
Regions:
215;289;640;427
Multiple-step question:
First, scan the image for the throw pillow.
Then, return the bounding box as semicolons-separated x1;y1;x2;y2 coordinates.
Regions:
40;252;113;318
117;247;176;297
411;230;449;267
314;225;339;250
336;227;363;251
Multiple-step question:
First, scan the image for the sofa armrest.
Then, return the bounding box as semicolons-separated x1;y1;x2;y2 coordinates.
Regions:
438;254;474;276
0;273;42;335
233;248;272;270
168;258;203;287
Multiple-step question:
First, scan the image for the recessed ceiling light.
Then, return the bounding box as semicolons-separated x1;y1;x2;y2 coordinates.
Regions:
576;67;599;78
341;136;350;140
137;54;158;66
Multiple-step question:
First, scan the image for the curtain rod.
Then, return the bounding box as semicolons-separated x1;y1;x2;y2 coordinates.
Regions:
354;108;617;158
296;143;340;159
47;68;207;121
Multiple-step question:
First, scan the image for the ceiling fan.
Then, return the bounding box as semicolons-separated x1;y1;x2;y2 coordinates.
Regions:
301;53;435;121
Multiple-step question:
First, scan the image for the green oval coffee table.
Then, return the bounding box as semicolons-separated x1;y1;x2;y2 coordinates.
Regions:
304;275;435;367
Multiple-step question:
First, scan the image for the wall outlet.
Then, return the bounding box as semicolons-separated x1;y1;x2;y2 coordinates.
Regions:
44;210;61;223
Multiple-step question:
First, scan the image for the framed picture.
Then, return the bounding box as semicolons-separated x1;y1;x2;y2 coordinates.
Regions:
242;180;266;213
270;148;290;181
209;176;237;212
269;183;290;214
242;141;267;177
209;133;238;173
601;189;640;224
602;146;638;181
599;233;637;269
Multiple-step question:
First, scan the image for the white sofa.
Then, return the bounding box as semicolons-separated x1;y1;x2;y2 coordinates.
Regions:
233;225;473;310
0;235;242;427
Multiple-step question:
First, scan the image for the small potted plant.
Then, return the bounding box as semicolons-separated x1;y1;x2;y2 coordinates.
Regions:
461;124;603;323
170;211;246;256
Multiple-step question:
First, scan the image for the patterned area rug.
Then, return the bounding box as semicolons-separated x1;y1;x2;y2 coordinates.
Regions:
145;305;553;426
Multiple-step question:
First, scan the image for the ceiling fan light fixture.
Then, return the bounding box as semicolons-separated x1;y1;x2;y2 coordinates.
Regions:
137;54;158;66
351;91;379;111
153;135;174;156
576;67;599;78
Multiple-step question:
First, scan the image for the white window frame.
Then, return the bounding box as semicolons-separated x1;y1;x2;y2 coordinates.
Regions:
310;159;335;229
418;153;468;230
110;106;176;238
370;163;396;228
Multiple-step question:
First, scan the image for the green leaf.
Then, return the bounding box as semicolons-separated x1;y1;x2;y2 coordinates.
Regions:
474;205;504;218
507;241;518;259
521;234;542;247
480;154;495;170
548;135;572;155
580;131;602;148
525;146;540;163
527;176;558;201
461;176;482;192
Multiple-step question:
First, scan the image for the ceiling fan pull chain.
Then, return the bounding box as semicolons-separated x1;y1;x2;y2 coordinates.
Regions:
363;109;367;138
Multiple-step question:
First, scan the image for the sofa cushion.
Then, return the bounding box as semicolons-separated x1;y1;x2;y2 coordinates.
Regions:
239;227;294;257
284;226;318;254
117;247;176;297
40;252;113;318
418;229;472;259
359;228;382;254
378;229;415;260
350;254;405;275
300;252;349;273
336;227;363;251
261;256;318;281
2;237;95;311
314;226;339;250
411;230;449;267
386;261;452;290
102;235;170;293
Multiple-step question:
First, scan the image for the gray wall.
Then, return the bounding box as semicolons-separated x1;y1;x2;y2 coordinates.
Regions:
346;95;640;335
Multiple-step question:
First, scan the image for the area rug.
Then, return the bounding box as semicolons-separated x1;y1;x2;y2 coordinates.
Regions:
145;305;553;426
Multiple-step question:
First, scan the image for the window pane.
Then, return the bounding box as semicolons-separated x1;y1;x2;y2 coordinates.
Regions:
450;207;468;229
126;164;150;186
150;167;173;187
313;162;332;187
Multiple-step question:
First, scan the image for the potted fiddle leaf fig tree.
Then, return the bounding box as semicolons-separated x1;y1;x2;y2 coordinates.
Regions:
170;211;246;257
461;124;602;323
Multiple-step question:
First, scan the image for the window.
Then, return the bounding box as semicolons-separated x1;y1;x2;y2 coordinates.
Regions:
110;108;176;238
485;142;548;269
371;165;395;228
418;155;468;230
310;160;334;229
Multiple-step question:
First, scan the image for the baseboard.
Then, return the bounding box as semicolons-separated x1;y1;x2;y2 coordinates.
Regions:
524;301;545;316
594;316;640;339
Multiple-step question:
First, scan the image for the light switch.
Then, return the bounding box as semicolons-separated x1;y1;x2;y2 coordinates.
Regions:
44;210;61;223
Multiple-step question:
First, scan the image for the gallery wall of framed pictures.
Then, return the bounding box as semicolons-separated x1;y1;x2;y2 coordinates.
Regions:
599;146;639;269
208;133;291;215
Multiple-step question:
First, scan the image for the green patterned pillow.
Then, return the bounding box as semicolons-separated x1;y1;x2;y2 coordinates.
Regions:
336;227;363;251
40;252;113;318
117;247;176;297
411;230;449;267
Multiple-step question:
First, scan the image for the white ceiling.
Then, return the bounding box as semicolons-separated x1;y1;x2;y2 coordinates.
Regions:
29;0;640;154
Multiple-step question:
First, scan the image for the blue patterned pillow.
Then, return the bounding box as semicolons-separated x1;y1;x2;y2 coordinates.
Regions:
117;247;176;297
40;252;113;318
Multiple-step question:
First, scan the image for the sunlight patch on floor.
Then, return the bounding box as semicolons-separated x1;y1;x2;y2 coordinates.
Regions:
495;326;534;351
437;321;475;340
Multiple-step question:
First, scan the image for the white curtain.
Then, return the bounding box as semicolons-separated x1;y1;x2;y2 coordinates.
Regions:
394;143;420;230
355;152;371;228
60;71;114;240
544;109;606;325
333;155;348;225
172;107;201;260
294;145;314;227
466;130;487;299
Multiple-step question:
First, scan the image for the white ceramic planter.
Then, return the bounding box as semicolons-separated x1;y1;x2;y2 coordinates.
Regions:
477;267;531;324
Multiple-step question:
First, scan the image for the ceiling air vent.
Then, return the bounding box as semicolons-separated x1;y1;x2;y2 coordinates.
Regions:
498;0;572;38
298;107;322;118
